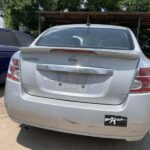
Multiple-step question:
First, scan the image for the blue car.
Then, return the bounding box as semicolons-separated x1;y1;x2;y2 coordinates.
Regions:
0;28;34;83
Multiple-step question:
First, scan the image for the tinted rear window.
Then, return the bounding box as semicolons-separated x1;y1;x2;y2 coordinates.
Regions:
14;32;33;46
36;27;134;50
0;30;33;47
0;30;20;46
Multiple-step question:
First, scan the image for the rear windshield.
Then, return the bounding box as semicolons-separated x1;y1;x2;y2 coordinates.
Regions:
0;30;20;46
14;32;34;46
36;27;134;50
0;30;33;47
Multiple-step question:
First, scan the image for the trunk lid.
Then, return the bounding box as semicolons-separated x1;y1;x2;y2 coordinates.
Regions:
20;47;139;105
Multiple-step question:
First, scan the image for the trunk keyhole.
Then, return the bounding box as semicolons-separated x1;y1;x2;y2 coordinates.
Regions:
59;83;62;86
82;85;85;88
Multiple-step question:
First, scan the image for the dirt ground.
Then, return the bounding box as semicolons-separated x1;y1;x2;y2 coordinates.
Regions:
0;84;150;150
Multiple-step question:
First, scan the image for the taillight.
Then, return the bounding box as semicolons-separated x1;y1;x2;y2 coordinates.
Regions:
130;67;150;93
7;58;20;82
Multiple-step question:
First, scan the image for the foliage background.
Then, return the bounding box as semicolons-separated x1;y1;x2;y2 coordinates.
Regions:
1;0;150;37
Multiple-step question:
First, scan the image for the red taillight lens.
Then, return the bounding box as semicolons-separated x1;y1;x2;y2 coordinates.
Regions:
7;58;20;82
130;67;150;93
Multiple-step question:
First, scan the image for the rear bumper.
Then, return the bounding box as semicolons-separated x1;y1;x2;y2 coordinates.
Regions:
5;79;150;141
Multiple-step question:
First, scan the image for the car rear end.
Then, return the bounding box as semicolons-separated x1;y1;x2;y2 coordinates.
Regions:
5;25;150;141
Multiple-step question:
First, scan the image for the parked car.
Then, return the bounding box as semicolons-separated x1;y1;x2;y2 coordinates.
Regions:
5;24;150;141
0;28;34;83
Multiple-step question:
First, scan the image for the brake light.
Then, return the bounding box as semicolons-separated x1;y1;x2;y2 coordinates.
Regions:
51;49;96;54
130;67;150;93
7;58;20;82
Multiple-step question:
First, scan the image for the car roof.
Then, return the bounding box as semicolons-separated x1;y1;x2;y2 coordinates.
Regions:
50;24;128;30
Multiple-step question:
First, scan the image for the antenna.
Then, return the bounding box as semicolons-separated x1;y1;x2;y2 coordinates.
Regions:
86;14;90;26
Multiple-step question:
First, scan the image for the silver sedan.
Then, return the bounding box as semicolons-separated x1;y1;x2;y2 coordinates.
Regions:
5;24;150;141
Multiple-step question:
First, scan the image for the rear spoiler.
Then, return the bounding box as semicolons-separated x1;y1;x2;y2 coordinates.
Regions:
21;47;140;60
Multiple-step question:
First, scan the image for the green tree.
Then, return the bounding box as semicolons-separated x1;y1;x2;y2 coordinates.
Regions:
4;0;57;30
57;0;81;11
0;0;4;10
87;0;121;11
3;0;150;36
56;0;121;11
119;0;150;12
